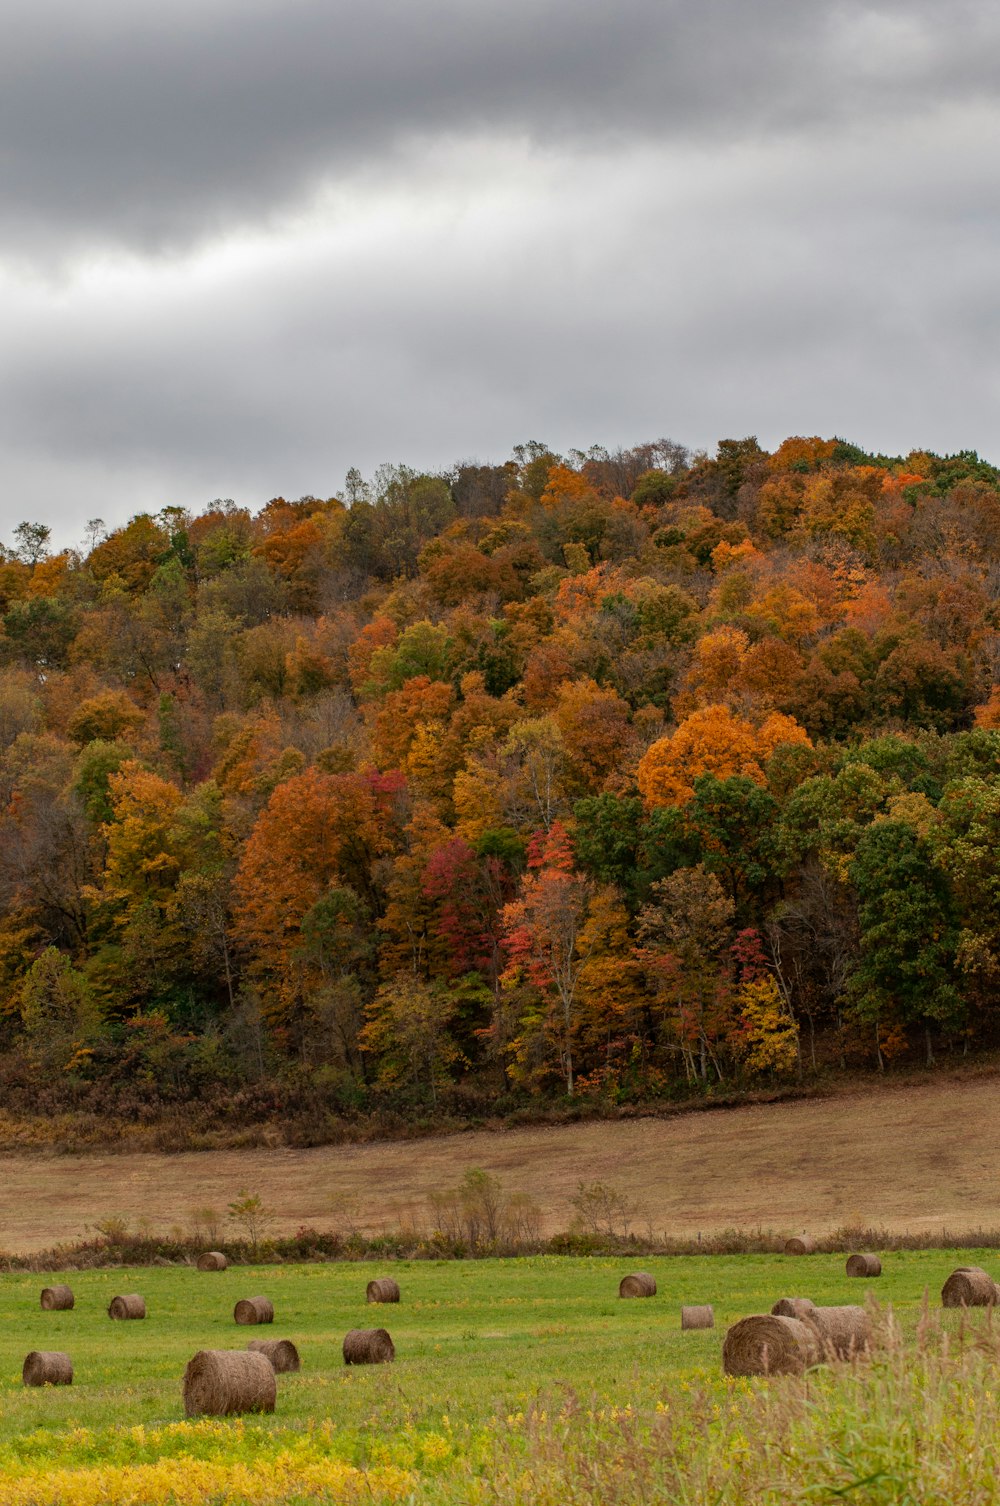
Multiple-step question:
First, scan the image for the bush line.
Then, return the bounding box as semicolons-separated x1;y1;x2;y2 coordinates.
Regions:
6;1222;1000;1271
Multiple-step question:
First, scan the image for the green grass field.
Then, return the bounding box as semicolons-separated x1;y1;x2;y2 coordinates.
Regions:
0;1251;994;1504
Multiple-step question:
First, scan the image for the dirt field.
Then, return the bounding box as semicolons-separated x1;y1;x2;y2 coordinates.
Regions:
4;1075;999;1253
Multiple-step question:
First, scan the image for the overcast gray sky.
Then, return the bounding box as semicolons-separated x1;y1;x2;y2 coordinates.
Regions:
2;0;999;548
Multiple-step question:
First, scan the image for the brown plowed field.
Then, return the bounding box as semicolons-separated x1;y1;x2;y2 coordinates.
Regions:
4;1076;999;1253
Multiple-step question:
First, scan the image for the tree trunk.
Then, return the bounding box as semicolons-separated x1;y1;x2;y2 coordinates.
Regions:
221;931;235;1009
253;1009;265;1079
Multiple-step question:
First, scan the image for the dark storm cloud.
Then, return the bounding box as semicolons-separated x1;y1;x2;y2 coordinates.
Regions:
3;0;999;255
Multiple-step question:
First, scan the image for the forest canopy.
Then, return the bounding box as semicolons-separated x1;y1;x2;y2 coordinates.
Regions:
3;435;1000;1128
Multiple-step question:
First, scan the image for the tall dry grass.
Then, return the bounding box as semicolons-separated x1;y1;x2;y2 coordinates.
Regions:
446;1302;1000;1505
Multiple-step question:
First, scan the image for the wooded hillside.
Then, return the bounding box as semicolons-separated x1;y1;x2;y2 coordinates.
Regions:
3;434;1000;1131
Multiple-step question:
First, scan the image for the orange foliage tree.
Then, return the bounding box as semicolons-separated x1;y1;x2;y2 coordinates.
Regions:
553;676;632;793
637;705;811;808
232;767;404;1022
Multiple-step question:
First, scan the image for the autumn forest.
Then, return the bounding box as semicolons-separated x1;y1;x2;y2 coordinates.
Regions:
3;434;1000;1138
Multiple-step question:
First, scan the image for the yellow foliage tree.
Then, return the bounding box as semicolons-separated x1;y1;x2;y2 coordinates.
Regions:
453;759;505;844
575;886;646;1064
674;626;750;716
743;584;821;645
102;762;184;917
736;975;799;1076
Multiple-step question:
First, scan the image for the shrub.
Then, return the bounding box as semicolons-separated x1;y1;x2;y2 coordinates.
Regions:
226;1190;274;1252
427;1168;543;1254
569;1180;644;1240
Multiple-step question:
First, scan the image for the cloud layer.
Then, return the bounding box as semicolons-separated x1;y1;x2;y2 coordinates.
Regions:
2;1;999;545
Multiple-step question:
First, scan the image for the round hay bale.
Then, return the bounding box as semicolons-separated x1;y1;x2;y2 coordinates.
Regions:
784;1235;817;1255
108;1294;146;1320
723;1315;820;1377
808;1304;872;1358
197;1251;228;1271
343;1328;395;1365
234;1296;274;1326
942;1267;999;1308
846;1253;882;1278
22;1351;72;1387
247;1338;301;1373
366;1277;400;1304
183;1349;276;1416
680;1304;714;1330
771;1297;818;1320
40;1285;74;1312
619;1272;657;1298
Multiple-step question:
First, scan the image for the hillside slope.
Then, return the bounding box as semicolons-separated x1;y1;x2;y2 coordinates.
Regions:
4;1075;998;1254
7;441;1000;1126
